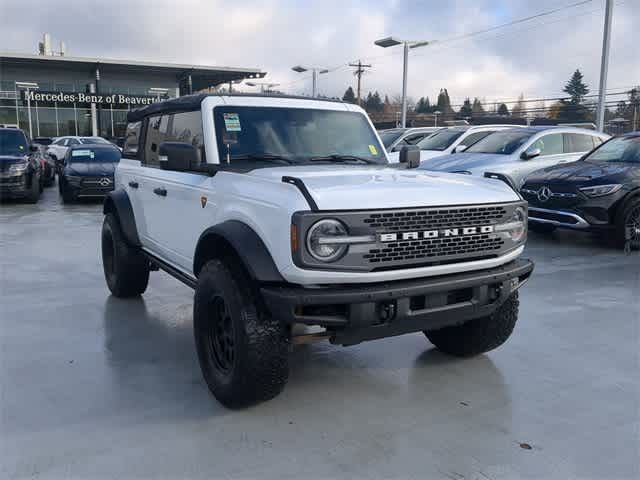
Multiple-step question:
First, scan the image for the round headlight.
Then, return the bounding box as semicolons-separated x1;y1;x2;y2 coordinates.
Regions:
306;219;348;262
510;206;527;242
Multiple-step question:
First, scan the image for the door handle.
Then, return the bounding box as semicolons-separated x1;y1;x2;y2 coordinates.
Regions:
128;181;139;189
153;187;167;197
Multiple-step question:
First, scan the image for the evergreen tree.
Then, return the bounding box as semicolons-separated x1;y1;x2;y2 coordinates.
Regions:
459;98;472;116
472;97;485;115
497;103;509;115
563;69;589;104
415;96;433;114
342;87;356;104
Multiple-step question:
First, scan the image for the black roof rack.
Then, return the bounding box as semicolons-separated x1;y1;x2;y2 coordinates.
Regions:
127;93;345;122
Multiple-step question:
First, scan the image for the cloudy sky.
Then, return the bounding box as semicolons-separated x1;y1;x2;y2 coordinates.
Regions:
1;0;638;106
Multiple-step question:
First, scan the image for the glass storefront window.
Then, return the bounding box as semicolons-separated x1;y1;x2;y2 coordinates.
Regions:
37;107;58;137
57;108;77;136
0;107;18;127
76;108;92;136
112;110;129;138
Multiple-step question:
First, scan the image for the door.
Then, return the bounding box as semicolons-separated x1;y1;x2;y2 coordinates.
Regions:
137;110;212;272
117;121;148;240
563;132;598;161
514;132;565;185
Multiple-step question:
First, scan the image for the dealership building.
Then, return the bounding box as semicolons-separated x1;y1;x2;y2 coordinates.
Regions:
0;51;266;139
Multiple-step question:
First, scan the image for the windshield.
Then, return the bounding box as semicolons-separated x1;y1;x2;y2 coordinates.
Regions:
379;130;404;148
0;129;29;156
68;148;120;164
466;130;533;154
80;137;110;145
416;129;465;151
213;106;386;166
585;136;640;163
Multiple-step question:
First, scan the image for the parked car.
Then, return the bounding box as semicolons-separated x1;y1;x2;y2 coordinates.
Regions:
420;127;610;189
389;124;522;163
0;127;42;203
379;127;441;153
47;136;114;172
100;93;533;408
58;144;120;203
32;138;56;186
521;132;640;249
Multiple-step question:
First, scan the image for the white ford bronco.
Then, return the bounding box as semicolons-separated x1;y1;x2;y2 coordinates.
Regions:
101;94;534;408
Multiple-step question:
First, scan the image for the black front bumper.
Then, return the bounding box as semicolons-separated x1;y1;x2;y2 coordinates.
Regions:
0;175;29;197
262;258;534;346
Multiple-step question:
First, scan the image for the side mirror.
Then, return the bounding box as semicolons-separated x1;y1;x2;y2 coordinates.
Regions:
29;144;39;152
398;145;421;168
521;147;541;160
159;142;198;171
453;144;468;153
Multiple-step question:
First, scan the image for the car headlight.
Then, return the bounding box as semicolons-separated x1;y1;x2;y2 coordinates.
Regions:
65;175;83;185
579;184;622;197
8;161;28;175
306;219;349;262
494;206;527;243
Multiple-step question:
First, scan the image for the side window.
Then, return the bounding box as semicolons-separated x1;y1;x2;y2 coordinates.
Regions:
123;122;141;158
52;138;65;146
530;133;564;157
565;133;596;153
459;131;492;147
144;115;169;166
166;111;205;165
593;136;604;147
67;138;80;146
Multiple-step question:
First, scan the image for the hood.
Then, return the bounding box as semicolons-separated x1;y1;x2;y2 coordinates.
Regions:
421;152;513;173
420;149;453;162
249;165;519;210
65;162;117;177
524;160;638;186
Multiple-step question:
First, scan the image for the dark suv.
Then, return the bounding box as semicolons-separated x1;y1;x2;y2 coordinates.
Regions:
521;132;640;249
58;144;120;203
0;128;42;203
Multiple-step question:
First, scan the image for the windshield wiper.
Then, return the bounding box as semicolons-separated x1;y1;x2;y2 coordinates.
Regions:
229;153;293;164
309;154;377;164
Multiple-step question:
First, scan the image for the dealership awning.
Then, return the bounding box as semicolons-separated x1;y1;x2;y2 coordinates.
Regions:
0;52;267;90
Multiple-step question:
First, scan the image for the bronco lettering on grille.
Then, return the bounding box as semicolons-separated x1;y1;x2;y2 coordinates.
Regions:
378;225;494;242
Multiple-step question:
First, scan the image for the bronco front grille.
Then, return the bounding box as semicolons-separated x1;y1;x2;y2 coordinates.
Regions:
364;234;505;264
363;205;507;231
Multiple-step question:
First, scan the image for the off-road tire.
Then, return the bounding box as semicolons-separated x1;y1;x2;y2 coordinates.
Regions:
529;222;556;234
194;258;289;408
25;174;40;204
615;197;640;251
424;291;519;357
101;213;149;297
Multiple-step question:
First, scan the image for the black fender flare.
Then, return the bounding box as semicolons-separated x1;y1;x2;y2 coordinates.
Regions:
103;189;141;247
614;187;640;221
194;221;284;283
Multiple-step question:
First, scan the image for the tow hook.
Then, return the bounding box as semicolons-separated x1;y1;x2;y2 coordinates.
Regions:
377;301;397;323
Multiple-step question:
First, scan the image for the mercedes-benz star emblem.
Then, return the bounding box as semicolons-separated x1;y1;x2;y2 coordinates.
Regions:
98;177;112;187
537;186;551;202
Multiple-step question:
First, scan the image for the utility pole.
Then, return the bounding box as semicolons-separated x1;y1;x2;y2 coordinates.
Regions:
348;60;372;106
596;0;614;132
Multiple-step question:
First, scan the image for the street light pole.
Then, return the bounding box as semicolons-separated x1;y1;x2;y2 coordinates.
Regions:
292;66;329;98
596;0;614;132
401;42;409;128
374;36;431;128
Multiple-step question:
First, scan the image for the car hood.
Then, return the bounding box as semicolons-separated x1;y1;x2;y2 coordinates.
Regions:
249;165;519;210
66;162;117;177
422;152;513;173
523;160;638;186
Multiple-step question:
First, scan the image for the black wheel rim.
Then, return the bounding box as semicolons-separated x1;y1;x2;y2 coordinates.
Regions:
626;205;640;242
208;296;235;374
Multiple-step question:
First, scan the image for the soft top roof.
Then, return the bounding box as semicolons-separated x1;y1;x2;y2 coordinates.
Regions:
127;93;345;122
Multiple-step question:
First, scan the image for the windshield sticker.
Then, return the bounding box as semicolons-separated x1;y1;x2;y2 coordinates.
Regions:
368;144;378;155
223;113;241;132
72;149;94;158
